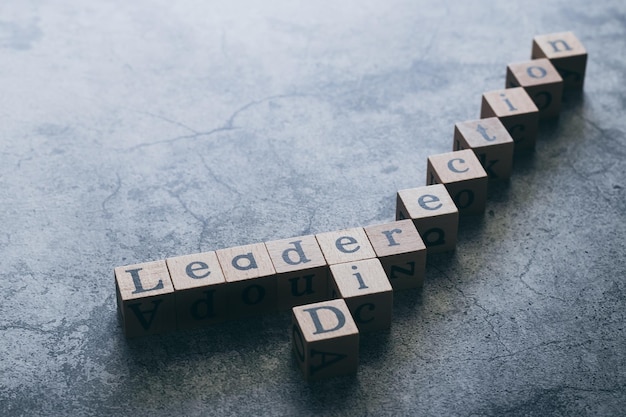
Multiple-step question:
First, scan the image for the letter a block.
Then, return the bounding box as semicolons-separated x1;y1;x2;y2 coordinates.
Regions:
265;235;329;310
427;149;488;216
396;184;459;253
166;251;228;330
329;259;393;333
114;260;176;338
364;220;426;291
532;31;587;90
506;59;563;119
292;299;359;381
453;117;514;180
316;227;376;266
481;87;539;152
216;243;277;319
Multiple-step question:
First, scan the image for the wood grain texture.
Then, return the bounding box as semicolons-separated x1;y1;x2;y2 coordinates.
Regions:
506;58;563;119
532;31;587;90
316;227;376;265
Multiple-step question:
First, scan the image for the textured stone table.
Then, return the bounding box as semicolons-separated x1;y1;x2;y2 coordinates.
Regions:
1;1;625;415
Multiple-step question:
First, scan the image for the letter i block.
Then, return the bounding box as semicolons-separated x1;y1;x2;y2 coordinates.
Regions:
453;117;514;180
364;220;426;291
216;243;277;318
481;87;539;152
265;235;329;310
114;260;176;338
292;299;359;381
329;258;393;333
532;31;587;90
506;59;563;119
316;227;376;266
166;251;228;330
427;149;488;216
396;184;459;253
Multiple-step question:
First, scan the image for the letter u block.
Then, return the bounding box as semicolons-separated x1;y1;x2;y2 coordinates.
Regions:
532;31;587;90
216;243;277;319
265;235;329;310
453;117;514;180
292;299;359;381
506;58;563;119
364;220;426;291
114;260;176;338
481;87;539;152
329;258;393;333
166;251;228;330
396;184;459;253
427;149;488;216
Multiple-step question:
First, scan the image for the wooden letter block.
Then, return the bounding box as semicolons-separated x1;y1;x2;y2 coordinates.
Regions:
292;299;359;381
329;259;393;333
364;220;426;291
427;149;488;216
453;117;515;180
481;87;539;152
216;243;277;318
396;184;459;253
316;227;376;265
265;235;329;310
114;260;176;338
532;31;587;90
506;58;564;119
166;251;228;330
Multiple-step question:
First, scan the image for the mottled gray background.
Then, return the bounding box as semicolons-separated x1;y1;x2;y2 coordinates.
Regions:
1;0;625;416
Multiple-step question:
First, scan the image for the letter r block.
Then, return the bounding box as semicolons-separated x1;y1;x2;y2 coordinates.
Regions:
265;235;329;310
292;299;359;381
114;260;176;338
532;31;587;90
506;59;563;119
396;184;459;253
427;149;488;216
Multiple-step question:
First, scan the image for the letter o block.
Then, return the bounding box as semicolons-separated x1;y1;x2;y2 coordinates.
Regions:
292;299;359;381
532;31;587;90
506;58;563;119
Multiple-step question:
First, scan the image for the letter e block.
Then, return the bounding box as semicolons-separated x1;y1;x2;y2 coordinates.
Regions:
453;117;514;180
216;243;277;319
532;31;587;90
166;251;228;330
329;259;393;333
292;299;359;381
396;184;458;253
316;227;376;265
427;149;488;216
265;235;329;310
114;260;176;338
481;87;539;152
364;220;426;291
506;59;563;119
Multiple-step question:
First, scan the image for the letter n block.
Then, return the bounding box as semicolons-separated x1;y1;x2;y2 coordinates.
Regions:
427;149;488;216
292;299;359;381
506;59;563;119
265;235;329;310
532;31;587;90
396;184;458;253
481;87;539;152
329;259;393;333
114;260;176;338
166;251;228;330
364;220;426;291
453;117;514;180
216;243;277;319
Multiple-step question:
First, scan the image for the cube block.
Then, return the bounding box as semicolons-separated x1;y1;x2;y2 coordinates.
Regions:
532;31;587;90
316;227;376;266
506;58;563;119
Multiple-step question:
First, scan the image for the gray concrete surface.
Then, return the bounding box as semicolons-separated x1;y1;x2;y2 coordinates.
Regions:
1;1;625;416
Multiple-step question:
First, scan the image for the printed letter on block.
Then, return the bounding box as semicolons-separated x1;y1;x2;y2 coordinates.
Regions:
532;31;587;90
506;58;563;119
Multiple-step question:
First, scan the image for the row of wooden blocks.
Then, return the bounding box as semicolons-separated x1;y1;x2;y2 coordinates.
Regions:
114;32;587;380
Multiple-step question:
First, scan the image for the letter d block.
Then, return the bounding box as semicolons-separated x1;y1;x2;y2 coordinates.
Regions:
292;299;359;381
396;184;459;253
329;259;393;333
532;31;587;90
265;235;329;310
506;59;563;119
166;251;228;330
114;260;176;338
481;87;539;152
427;149;488;216
364;220;426;291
